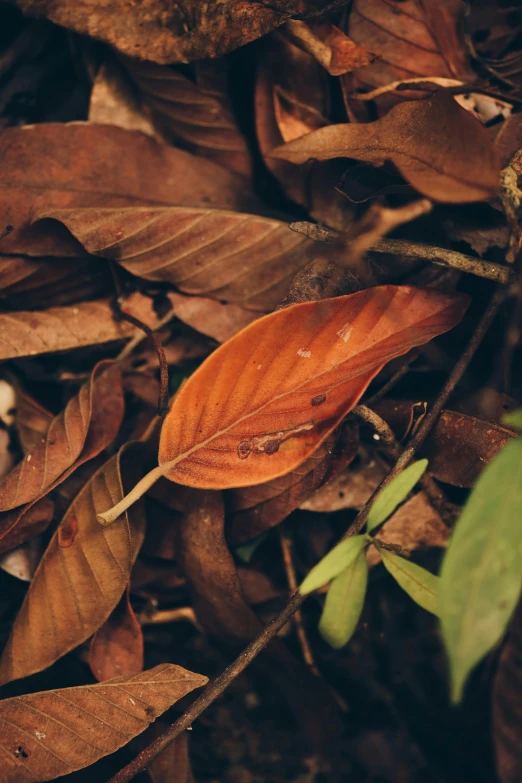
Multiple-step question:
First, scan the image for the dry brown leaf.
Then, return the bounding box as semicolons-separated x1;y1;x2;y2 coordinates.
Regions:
0;293;172;360
345;0;471;106
89;585;144;682
0;123;260;258
287;19;376;76
11;0;331;64
366;492;449;568
271;91;500;202
13;386;53;455
493;600;522;783
122;56;253;179
154;286;467;492
226;423;359;545
88;61;160;139
36;206;321;311
0;663;207;783
0;361;124;552
0;444;145;685
300;456;385;512
374;401;515;488
133;726;195;783
168;292;259;343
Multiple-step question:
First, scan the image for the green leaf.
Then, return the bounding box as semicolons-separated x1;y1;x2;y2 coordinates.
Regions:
366;459;428;532
377;544;439;616
439;437;522;703
234;531;269;563
319;550;368;649
299;535;367;595
502;408;522;431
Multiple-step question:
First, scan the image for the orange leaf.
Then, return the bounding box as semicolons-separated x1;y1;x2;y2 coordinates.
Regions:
271;91;500;202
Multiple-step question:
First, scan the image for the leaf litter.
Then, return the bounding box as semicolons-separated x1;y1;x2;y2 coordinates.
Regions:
0;2;521;782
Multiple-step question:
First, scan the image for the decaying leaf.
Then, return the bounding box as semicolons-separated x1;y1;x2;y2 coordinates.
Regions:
10;0;332;64
122;56;253;179
0;123;260;258
0;663;207;783
155;286;467;491
168;292;258;343
13;385;53;455
89;585;144;682
271;91;500;202
345;0;471;105
0;444;145;685
38;206;321;311
226;423;359;544
374;401;515;488
88;61;159;139
301;456;386;512
0;293;173;360
287;19;376;76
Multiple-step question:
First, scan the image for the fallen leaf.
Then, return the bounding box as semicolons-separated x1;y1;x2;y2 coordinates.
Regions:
374;401;515;488
0;663;207;783
156;286;468;491
89;585;144;682
287;19;376;76
301;456;386;512
0;538;42;582
226;423;359;545
0;293;173;360
0;444;145;685
468;0;522;101
0;361;124;552
0;122;260;258
271;91;500;202
167;292;258;342
13;386;53;455
88;61;160;139
493;600;522;783
37;206;321;311
366;492;449;568
10;0;331;64
122;56;253;179
133;726;195;783
345;0;471;105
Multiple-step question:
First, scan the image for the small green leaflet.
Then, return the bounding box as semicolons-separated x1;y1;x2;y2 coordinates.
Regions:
319;550;368;649
299;535;367;595
439;437;522;703
366;459;428;533
502;407;522;431
377;544;439;616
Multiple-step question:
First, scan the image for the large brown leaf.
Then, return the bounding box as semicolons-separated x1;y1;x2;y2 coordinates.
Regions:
226;422;359;544
11;1;331;64
156;286;468;490
0;444;145;685
345;0;471;104
122;57;253;179
89;585;144;683
0;293;175;360
0;663;207;783
36;206;320;311
271;91;500;202
0;362;124;551
0;123;258;258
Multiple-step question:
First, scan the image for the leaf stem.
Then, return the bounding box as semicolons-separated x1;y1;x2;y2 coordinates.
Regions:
96;464;167;525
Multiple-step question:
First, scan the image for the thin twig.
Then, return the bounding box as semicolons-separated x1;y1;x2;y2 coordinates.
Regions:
116;309;177;362
112;300;170;416
278;528;319;674
108;287;503;783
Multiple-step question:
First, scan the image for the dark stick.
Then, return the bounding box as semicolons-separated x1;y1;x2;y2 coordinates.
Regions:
114;305;170;417
108;286;503;783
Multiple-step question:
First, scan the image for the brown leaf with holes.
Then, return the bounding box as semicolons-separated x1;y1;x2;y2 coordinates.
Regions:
374;400;516;487
493;599;522;783
35;206;321;311
155;286;468;491
11;0;332;64
0;663;207;783
226;422;359;545
89;585;144;682
0;293;172;360
271;91;500;202
0;444;145;685
0;361;124;552
345;0;471;106
0;123;260;259
122;56;253;179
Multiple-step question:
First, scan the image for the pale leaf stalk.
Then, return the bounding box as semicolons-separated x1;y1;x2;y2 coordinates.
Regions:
97;462;169;525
